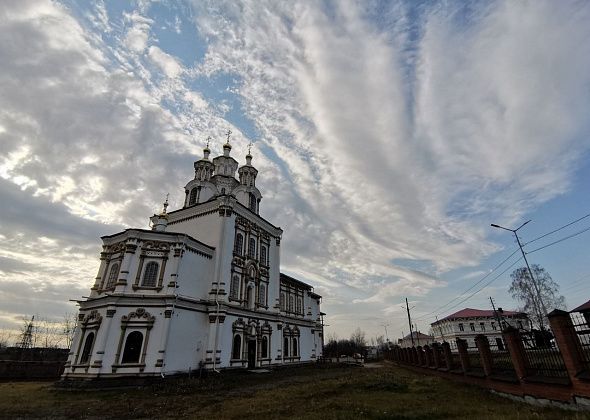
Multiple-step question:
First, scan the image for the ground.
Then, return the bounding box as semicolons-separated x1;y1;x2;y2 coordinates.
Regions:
0;362;588;419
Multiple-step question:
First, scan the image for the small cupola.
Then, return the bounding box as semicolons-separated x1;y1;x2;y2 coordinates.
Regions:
194;137;214;182
150;195;169;232
238;143;258;187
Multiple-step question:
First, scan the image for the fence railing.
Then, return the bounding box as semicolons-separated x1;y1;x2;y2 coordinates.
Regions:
385;310;590;406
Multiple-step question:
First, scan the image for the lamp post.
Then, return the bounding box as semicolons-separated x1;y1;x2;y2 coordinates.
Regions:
490;220;548;330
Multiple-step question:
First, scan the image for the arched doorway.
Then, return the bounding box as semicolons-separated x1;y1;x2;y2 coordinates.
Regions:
247;340;256;369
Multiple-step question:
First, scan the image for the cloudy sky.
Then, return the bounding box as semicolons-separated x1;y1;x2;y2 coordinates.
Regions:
1;0;590;341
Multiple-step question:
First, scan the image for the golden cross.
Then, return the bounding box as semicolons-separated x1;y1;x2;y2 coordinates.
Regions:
205;136;211;148
226;129;232;143
247;141;253;154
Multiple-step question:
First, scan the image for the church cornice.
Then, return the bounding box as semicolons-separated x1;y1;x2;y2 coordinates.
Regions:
100;229;214;257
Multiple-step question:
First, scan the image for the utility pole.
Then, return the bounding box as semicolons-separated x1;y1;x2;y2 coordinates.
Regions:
435;316;445;342
490;297;504;329
491;220;548;330
405;298;414;346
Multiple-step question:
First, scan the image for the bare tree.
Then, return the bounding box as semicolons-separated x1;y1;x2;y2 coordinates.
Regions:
350;327;366;347
509;264;566;330
61;312;78;349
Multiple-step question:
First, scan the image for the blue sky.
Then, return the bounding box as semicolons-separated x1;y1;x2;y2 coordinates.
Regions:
0;0;589;341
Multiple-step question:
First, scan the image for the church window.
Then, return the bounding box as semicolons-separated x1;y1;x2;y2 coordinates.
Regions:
261;336;268;358
121;331;143;364
79;332;95;364
280;292;286;311
292;338;298;357
142;262;159;287
249;193;256;212
232;335;241;359
258;284;266;306
289;295;294;312
284;337;289;357
106;263;119;289
248;238;256;259
246;286;254;309
234;233;244;255
230;275;240;299
296;297;302;314
189;188;197;205
260;246;267;266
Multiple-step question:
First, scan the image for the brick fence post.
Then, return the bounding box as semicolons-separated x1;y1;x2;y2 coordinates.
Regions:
416;346;423;365
432;343;442;369
502;326;528;381
442;341;453;370
456;338;470;373
475;334;493;377
424;345;433;367
547;309;587;379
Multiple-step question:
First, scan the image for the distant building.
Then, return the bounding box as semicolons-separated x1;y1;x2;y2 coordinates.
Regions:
571;299;590;324
397;331;434;348
430;308;530;350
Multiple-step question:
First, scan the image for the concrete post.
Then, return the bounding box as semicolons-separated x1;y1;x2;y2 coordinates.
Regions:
502;327;529;381
432;343;442;369
548;309;587;379
442;341;454;370
475;335;493;377
456;338;470;373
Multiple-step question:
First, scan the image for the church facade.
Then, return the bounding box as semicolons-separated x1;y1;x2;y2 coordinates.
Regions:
62;139;324;379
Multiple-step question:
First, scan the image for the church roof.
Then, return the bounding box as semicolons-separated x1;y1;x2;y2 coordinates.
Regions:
280;273;313;291
101;228;215;252
401;331;433;340
432;308;527;325
571;299;590;313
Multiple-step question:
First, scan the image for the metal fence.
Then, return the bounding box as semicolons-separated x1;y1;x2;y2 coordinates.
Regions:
466;341;483;372
488;337;516;377
570;311;590;371
520;332;568;378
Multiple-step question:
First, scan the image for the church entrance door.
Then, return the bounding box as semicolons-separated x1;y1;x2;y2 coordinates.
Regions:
247;340;256;369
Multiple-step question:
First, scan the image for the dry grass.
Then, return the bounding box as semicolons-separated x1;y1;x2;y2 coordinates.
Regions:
0;363;587;419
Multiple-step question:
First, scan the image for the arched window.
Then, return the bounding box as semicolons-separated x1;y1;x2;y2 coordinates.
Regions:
249;193;256;212
221;188;226;195
232;334;241;359
79;332;95;364
292;338;298;357
289;295;294;312
230;275;240;299
106;263;119;289
261;336;268;358
258;284;266;306
248;238;256;259
296;297;302;314
142;262;159;287
234;233;243;255
121;331;143;364
246;286;253;308
189;188;197;205
280;292;286;311
284;337;289;357
260;246;267;266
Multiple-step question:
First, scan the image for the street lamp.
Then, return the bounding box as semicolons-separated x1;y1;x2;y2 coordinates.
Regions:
490;220;548;329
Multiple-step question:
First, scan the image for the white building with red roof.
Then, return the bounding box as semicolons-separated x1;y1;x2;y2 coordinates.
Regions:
430;308;530;350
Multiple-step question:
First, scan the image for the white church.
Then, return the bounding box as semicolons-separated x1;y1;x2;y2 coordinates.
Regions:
62;137;324;379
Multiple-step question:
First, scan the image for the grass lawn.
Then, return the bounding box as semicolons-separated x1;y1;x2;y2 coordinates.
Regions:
0;362;587;419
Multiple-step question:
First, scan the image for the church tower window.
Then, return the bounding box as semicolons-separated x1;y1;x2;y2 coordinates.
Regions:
260;246;267;266
121;331;143;364
234;233;243;255
289;295;294;312
249;193;256;213
189;188;197;206
296;297;302;315
258;284;266;306
248;238;256;259
230;275;240;299
280;292;286;311
106;263;119;289
142;262;159;287
261;336;268;358
79;332;95;364
284;337;289;357
232;335;241;359
292;338;298;357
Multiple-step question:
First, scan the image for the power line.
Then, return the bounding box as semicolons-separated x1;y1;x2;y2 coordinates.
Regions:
425;257;523;322
524;212;590;245
414;248;520;321
527;225;590;254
